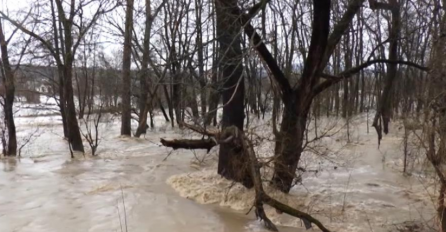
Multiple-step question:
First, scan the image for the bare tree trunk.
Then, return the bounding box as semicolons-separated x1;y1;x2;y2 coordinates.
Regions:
371;0;400;143
121;0;134;136
135;0;154;137
164;85;175;127
54;0;84;152
195;0;207;118
215;0;252;188
342;31;351;118
50;0;68;138
272;97;309;192
64;59;84;152
0;20;17;156
239;0;365;192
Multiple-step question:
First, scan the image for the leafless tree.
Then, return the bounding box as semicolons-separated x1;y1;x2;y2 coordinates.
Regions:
0;0;117;153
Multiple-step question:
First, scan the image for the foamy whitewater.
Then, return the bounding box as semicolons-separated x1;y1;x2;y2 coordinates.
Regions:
167;114;437;232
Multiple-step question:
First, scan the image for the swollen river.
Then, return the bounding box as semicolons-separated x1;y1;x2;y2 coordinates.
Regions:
0;115;437;232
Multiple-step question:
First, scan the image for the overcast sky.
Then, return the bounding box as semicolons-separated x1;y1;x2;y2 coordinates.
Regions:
0;0;124;66
1;0;28;13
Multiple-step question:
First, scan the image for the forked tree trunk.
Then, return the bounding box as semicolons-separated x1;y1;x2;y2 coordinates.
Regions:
56;0;84;152
135;0;155;137
272;94;311;192
371;0;400;143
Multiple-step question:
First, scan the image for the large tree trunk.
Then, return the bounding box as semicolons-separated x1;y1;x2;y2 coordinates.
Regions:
195;0;207;118
272;95;310;192
64;61;84;152
0;20;17;156
342;32;351;118
57;1;84;152
215;0;252;188
121;0;134;136
135;76;149;137
135;0;153;138
269;0;331;192
50;0;68;138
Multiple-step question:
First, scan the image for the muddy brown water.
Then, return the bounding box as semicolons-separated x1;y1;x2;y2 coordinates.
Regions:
0;116;437;232
0;122;298;232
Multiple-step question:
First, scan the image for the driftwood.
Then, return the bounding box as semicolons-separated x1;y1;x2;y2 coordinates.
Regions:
160;123;331;232
160;138;217;151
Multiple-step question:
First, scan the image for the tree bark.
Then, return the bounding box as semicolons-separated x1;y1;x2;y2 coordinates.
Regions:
121;0;134;136
215;0;252;188
64;58;84;152
55;0;84;152
272;96;310;192
0;20;17;156
135;0;154;137
50;0;68;138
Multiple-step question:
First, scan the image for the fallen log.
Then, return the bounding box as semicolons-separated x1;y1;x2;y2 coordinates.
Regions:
160;124;331;232
160;138;217;151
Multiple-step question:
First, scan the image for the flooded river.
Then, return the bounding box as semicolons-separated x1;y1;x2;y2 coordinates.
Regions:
0;115;437;232
0;118;299;232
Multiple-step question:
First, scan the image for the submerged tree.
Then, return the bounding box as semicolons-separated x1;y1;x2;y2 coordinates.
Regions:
369;0;401;145
0;19;17;156
215;0;252;188
239;0;427;192
134;0;163;137
121;0;134;136
158;0;429;195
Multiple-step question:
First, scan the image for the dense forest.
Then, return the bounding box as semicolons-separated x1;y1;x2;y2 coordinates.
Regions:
0;0;445;231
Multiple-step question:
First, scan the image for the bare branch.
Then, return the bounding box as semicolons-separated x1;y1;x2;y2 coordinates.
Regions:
313;59;429;95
